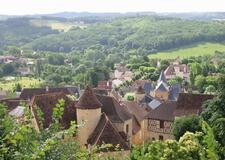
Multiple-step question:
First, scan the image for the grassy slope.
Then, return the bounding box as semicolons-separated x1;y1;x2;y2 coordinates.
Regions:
149;42;225;59
0;77;43;91
30;19;86;32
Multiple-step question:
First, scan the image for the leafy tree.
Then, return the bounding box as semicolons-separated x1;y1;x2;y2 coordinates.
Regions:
204;85;216;94
194;75;206;92
2;63;15;75
201;75;225;159
172;115;202;140
13;83;22;92
48;54;65;65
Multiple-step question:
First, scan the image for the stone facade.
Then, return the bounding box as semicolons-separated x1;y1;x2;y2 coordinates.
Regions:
114;119;132;145
154;91;169;101
147;119;174;140
77;108;102;145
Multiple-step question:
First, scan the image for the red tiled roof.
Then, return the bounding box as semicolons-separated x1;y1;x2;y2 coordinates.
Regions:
174;93;214;117
20;87;79;100
0;98;29;112
76;86;102;109
87;113;129;150
164;64;189;76
30;92;77;129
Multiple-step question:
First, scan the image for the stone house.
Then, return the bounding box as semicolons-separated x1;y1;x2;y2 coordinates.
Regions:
121;101;148;145
28;86;130;150
164;62;190;81
143;101;176;141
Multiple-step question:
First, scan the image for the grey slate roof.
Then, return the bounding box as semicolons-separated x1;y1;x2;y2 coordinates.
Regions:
9;106;25;118
169;83;181;101
146;101;176;121
158;71;168;85
148;99;162;110
143;82;152;94
155;81;169;92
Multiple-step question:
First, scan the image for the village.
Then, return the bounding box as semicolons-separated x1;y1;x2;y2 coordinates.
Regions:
0;56;215;151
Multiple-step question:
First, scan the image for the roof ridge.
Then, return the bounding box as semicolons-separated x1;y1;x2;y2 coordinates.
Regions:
91;113;109;145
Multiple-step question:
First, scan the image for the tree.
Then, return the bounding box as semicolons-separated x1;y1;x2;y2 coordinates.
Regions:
194;75;206;92
2;63;15;75
204;85;216;94
201;75;225;159
172;115;202;140
13;83;22;92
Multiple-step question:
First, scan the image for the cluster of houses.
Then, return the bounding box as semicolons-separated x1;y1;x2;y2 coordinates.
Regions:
0;55;34;76
1;67;213;150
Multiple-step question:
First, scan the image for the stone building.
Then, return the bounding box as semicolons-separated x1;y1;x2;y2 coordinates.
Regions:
143;101;176;141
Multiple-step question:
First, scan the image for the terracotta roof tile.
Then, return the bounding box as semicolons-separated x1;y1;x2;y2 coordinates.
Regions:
87;113;129;150
76;86;102;109
31;92;77;129
20;87;79;100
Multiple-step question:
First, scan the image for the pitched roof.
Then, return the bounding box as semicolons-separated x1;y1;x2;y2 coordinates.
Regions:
122;101;148;134
96;94;132;123
87;113;129;150
146;101;176;121
174;93;214;117
164;64;189;76
0;98;29;111
158;71;168;85
20;86;79;100
76;86;102;109
122;101;148;122
155;81;169;92
30;92;77;129
148;99;162;110
136;86;145;94
169;83;181;101
8;106;25;118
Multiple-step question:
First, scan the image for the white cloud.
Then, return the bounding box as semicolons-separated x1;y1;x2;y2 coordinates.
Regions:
0;0;225;15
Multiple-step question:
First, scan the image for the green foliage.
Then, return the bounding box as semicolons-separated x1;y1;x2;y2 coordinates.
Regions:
2;63;15;75
52;99;65;123
13;83;22;92
48;54;65;65
201;75;225;159
0;18;58;49
172;115;202;141
194;75;206;93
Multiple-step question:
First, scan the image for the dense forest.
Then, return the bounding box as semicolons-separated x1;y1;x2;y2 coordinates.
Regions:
29;16;225;54
0;18;58;50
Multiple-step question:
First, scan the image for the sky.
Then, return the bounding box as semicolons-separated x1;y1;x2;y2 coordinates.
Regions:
0;0;225;15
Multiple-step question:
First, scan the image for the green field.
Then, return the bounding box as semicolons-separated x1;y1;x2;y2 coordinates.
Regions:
149;42;225;59
0;77;43;91
30;19;86;32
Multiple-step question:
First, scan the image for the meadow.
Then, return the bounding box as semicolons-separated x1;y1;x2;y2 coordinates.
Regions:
0;77;43;91
30;19;86;32
149;42;225;59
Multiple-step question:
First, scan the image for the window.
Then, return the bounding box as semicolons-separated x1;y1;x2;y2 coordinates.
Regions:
159;135;164;140
126;124;129;133
152;137;155;141
160;120;164;128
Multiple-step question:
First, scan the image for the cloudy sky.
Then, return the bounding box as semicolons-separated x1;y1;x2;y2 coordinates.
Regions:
0;0;225;15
